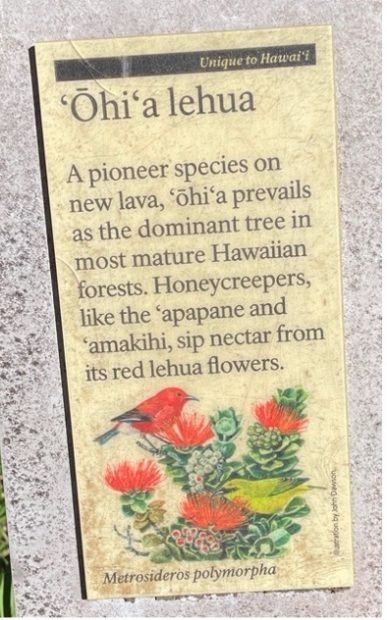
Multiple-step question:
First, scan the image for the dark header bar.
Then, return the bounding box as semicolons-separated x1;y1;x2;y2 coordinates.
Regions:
55;44;316;82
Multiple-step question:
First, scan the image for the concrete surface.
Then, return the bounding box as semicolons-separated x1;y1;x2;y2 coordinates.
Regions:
0;0;381;616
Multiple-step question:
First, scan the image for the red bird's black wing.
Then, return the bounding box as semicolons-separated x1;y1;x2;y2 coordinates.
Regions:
111;408;152;423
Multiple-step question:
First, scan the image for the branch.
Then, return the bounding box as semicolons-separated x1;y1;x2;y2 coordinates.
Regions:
113;524;149;556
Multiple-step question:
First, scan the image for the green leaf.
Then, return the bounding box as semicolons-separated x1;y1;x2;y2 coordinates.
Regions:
120;491;151;506
150;548;172;563
165;542;182;560
211;407;241;440
249;519;270;537
266;468;302;478
214;441;236;458
242;462;267;479
120;494;132;504
236;545;250;560
160;446;190;465
256;537;274;555
283;497;311;518
286;522;302;535
208;550;223;560
136;491;150;501
268;527;290;547
247;524;261;536
278;456;299;470
217;468;236;486
203;478;221;491
181;547;203;561
281;458;298;478
258;448;276;457
262;459;284;471
225;546;237;559
142;534;164;547
130;498;148;514
217;419;234;435
284;388;297;399
167;466;188;481
276;516;292;528
282;443;302;456
121;504;134;517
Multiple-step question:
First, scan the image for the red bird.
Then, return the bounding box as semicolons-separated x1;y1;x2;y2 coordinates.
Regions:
94;387;198;446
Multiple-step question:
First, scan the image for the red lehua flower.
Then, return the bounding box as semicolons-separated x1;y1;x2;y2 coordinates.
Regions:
161;412;214;448
181;493;248;531
254;399;307;434
104;459;163;493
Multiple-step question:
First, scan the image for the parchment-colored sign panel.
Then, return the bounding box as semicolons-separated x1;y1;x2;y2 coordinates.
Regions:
30;25;353;599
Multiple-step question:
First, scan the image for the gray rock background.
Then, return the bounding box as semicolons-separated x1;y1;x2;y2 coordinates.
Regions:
0;0;381;616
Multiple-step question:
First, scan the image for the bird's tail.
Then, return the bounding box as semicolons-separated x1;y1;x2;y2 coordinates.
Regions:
94;427;119;445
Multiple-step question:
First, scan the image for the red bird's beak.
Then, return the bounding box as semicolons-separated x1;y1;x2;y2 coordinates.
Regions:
185;395;199;401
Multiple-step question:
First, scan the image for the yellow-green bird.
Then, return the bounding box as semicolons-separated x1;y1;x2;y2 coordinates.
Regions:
223;477;312;515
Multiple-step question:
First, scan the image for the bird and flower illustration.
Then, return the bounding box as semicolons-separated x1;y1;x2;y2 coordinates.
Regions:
95;386;313;562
